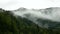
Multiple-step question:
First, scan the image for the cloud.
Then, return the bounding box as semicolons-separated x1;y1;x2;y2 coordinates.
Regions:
13;8;60;22
12;7;60;28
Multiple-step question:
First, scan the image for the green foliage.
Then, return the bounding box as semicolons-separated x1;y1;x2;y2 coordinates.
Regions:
0;9;60;34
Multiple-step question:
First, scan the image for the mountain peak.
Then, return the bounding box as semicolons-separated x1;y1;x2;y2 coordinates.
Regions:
16;7;27;11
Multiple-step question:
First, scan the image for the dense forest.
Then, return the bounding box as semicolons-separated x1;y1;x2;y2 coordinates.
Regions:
0;8;60;34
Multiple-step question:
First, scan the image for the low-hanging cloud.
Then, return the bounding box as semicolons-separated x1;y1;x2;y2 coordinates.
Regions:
13;8;60;22
12;7;60;28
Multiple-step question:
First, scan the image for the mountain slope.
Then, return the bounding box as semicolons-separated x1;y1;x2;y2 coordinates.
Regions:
13;7;60;29
0;8;60;34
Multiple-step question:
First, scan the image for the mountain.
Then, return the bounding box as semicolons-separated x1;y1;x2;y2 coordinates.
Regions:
13;7;60;29
15;7;27;11
0;8;60;34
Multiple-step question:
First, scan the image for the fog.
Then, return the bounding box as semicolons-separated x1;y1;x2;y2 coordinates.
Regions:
13;8;60;22
12;7;60;28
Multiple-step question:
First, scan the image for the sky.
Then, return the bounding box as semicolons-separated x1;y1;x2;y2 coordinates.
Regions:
0;0;60;10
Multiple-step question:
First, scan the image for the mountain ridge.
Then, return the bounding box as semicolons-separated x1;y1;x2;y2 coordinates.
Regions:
13;7;60;29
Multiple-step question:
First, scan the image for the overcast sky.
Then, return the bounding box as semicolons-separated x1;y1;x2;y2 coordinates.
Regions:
0;0;60;10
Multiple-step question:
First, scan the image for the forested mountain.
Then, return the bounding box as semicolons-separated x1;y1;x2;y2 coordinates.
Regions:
0;8;60;34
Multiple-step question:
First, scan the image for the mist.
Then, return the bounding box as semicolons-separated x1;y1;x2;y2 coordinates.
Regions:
12;7;60;28
13;7;60;22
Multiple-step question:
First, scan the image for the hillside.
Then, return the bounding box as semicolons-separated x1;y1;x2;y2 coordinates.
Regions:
0;8;60;34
